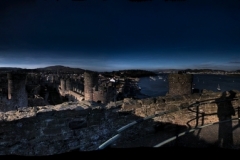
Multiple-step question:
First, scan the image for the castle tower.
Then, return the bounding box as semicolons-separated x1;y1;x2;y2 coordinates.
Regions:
8;72;28;107
7;73;13;100
168;73;193;96
84;71;98;101
93;85;107;104
60;79;66;92
66;79;71;91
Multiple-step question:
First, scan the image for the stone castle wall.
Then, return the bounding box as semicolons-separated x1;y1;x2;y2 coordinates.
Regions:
58;72;115;104
93;85;115;104
68;90;84;102
0;102;126;155
10;73;28;108
93;90;107;103
72;82;84;94
58;78;84;104
66;79;71;91
60;79;66;92
0;90;240;155
0;73;28;112
84;71;98;101
168;73;193;96
121;89;240;126
7;73;12;100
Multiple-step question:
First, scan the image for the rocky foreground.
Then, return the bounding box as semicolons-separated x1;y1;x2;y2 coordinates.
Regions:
1;89;240;156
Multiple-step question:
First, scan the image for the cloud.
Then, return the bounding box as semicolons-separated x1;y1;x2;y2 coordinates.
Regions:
229;61;240;64
0;56;113;71
191;61;240;71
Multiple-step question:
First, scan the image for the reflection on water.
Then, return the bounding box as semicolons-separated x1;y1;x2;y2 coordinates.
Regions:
138;74;240;97
138;74;168;97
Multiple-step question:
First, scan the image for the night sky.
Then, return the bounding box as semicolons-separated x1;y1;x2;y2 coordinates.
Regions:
0;0;240;72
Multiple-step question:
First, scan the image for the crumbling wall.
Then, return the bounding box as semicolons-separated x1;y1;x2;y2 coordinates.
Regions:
168;73;193;96
0;90;240;155
0;73;28;112
93;90;107;103
68;90;84;101
93;85;115;104
0;102;142;156
121;90;240;126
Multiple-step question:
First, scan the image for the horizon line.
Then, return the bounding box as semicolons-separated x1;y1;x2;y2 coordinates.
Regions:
0;65;239;73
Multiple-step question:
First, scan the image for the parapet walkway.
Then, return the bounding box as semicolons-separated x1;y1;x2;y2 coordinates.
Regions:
111;119;240;149
100;97;240;150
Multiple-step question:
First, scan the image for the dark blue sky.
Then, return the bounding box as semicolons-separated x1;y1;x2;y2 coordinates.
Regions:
1;0;240;71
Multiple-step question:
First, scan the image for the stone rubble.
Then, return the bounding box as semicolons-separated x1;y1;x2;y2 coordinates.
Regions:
0;90;240;155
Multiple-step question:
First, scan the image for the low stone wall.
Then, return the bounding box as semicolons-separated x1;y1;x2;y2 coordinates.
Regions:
121;89;240;126
68;90;84;101
0;101;147;156
59;88;84;102
0;90;240;155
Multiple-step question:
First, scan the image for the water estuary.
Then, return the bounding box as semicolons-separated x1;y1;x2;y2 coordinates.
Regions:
138;74;240;97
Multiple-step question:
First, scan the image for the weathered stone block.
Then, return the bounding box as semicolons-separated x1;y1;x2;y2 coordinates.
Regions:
146;107;156;116
43;128;62;136
69;120;87;130
91;108;104;114
121;101;142;111
188;93;201;100
36;111;55;118
142;97;156;105
123;98;133;103
155;97;165;104
45;120;67;128
53;110;83;118
163;96;176;103
179;102;189;109
168;73;193;96
165;104;180;112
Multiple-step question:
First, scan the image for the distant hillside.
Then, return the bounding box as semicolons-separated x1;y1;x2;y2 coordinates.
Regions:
183;69;226;73
36;65;88;74
0;67;22;72
152;69;180;73
35;66;157;77
100;69;157;78
154;68;231;73
37;65;73;70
